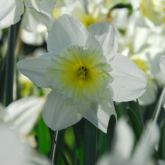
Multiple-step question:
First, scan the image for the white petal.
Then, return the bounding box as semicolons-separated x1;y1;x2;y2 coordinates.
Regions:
24;0;55;17
129;0;141;9
4;97;45;135
0;124;51;165
0;125;31;165
111;9;129;30
110;55;147;102
85;33;103;53
158;160;165;165
22;7;52;32
160;56;165;74
0;0;24;28
89;22;118;60
0;0;15;20
113;119;134;160
43;91;82;131
17;53;53;88
21;29;45;45
84;98;116;133
133;27;151;53
138;79;158;106
47;15;88;54
131;121;160;165
96;119;134;165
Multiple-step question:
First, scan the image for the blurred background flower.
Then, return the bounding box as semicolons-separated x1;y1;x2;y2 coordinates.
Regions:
97;118;160;165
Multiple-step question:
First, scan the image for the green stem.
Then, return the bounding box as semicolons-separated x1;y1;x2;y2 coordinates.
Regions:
51;131;59;165
4;25;17;105
84;120;97;165
153;87;165;123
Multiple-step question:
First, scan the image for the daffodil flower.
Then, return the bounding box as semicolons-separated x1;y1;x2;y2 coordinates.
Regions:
53;0;108;27
119;15;160;106
130;0;165;30
0;98;50;165
0;124;51;165
0;0;56;30
97;119;160;165
17;15;147;133
0;97;45;136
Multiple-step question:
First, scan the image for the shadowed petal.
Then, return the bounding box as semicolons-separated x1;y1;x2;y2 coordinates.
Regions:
17;53;53;88
47;15;88;54
90;22;118;60
43;91;82;131
4;97;45;135
84;97;116;133
110;55;147;102
0;0;24;28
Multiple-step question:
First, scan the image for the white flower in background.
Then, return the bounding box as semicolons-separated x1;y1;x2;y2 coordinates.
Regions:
0;0;56;31
130;0;165;30
130;54;158;106
53;0;127;28
108;8;130;30
119;14;161;106
0;0;56;46
97;119;160;165
0;98;50;164
139;0;165;26
53;0;107;27
17;15;146;133
0;97;45;138
0;124;51;165
21;27;47;46
137;28;165;88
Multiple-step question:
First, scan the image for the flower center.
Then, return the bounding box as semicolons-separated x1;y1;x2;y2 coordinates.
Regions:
80;14;98;27
77;66;88;80
51;46;111;101
131;57;149;73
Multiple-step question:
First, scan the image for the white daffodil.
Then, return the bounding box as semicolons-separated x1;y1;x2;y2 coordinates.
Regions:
0;98;50;164
17;15;147;133
130;55;158;106
53;0;109;27
0;97;45;137
0;124;51;165
119;14;160;106
142;31;165;87
97;119;160;165
21;27;47;46
130;0;165;30
0;0;56;31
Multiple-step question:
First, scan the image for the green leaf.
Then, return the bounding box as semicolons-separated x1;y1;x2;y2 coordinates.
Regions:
4;25;16;105
84;119;97;165
35;117;51;155
110;3;133;15
73;121;84;165
126;102;144;140
158;119;165;160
